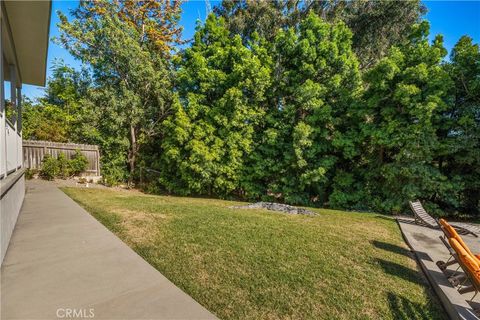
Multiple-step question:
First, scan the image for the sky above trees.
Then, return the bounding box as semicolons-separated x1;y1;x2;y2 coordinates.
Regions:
21;0;479;100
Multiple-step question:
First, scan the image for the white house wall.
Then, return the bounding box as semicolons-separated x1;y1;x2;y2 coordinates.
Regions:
0;1;50;266
0;172;25;264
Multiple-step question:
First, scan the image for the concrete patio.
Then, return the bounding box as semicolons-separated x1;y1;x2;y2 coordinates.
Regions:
1;180;216;319
398;218;480;320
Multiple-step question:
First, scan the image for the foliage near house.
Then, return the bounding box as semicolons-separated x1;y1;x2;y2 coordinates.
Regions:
56;0;181;183
24;1;479;216
39;150;88;180
39;154;60;180
22;61;92;143
62;187;444;320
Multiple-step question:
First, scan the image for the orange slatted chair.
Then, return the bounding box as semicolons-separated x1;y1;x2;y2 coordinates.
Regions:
440;219;480;263
437;219;480;272
449;237;480;298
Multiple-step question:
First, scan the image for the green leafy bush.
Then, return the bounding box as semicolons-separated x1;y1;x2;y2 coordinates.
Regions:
25;168;38;180
57;153;71;179
40;154;60;180
39;151;89;180
69;150;89;176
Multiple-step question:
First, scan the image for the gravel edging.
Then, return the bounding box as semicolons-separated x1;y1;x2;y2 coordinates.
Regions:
230;202;316;216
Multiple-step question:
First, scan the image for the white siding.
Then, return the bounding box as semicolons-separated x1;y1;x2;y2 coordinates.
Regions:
0;174;25;264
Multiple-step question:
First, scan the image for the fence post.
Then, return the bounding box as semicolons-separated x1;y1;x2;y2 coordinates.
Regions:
96;148;100;176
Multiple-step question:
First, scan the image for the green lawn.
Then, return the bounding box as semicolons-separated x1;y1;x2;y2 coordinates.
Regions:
62;187;444;320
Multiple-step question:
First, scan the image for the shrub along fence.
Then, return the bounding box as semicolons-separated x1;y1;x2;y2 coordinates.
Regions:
23;140;101;176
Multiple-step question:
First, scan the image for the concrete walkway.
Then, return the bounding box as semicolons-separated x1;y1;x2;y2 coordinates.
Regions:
398;218;480;320
1;180;216;319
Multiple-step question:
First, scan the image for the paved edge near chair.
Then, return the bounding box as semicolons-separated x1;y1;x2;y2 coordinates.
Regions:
397;218;479;320
1;180;217;320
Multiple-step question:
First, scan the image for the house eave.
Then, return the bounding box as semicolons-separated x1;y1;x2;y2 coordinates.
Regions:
3;1;51;87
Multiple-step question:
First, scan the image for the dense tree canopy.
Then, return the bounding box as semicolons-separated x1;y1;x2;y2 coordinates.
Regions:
438;36;480;215
214;0;425;69
157;15;271;195
242;12;362;205
80;0;183;55
57;0;179;183
356;22;453;213
25;1;479;216
23;61;92;142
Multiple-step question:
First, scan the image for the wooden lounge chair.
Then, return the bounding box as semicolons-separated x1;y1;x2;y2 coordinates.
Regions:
409;200;478;237
449;238;480;300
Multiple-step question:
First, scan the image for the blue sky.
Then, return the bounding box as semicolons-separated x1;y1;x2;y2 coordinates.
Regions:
22;0;480;100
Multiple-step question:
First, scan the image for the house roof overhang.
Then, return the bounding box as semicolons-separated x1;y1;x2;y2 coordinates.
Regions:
3;1;51;87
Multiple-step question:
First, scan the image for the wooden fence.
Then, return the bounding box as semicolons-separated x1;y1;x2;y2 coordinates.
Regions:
23;140;101;176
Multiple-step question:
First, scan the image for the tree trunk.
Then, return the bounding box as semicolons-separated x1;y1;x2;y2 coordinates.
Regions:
379;146;384;164
128;124;137;182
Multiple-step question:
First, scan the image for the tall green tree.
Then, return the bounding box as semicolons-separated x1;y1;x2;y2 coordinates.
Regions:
437;36;480;214
44;60;90;107
353;21;453;214
158;14;271;195
57;1;180;183
244;12;362;205
342;0;426;69
81;0;183;55
214;0;425;69
213;0;298;45
22;100;70;142
22;60;92;143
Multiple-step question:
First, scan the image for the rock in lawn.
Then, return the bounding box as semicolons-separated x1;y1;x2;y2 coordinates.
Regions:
231;202;316;216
